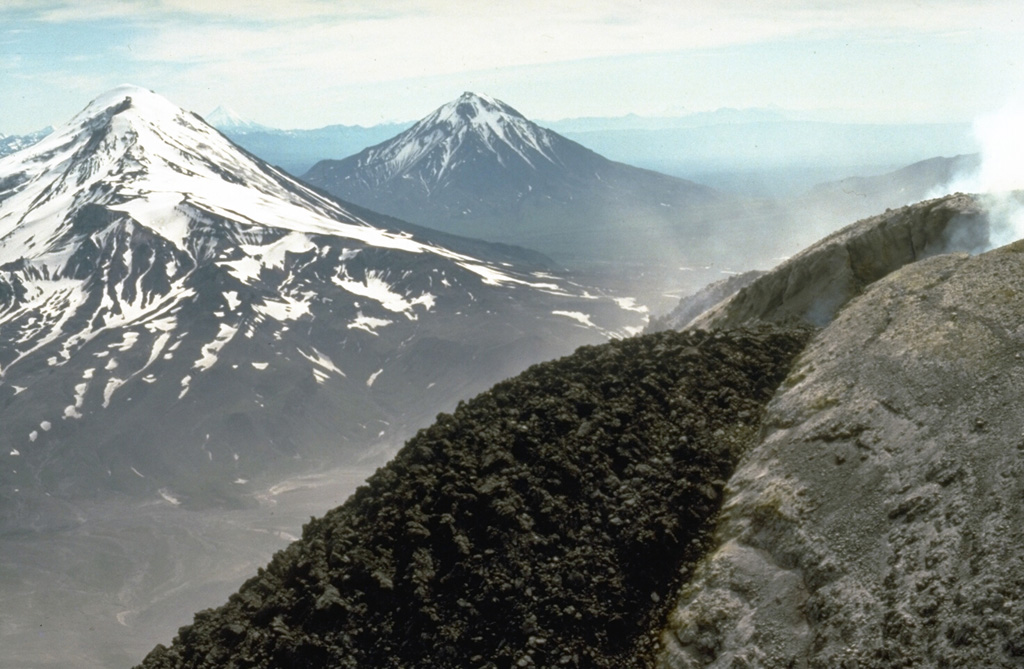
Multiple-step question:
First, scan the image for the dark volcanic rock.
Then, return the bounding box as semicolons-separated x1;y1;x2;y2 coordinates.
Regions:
136;326;812;669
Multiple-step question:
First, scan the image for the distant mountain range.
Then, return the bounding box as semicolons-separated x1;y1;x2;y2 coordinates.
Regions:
206;108;409;176
208;101;978;200
553;118;977;196
0;85;642;530
0;126;51;158
796;153;981;221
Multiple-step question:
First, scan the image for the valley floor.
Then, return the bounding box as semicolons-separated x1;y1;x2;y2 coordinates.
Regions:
0;467;373;669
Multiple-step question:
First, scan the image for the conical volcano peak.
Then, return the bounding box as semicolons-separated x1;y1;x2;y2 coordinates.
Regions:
325;91;564;187
0;83;391;269
70;84;185;128
440;91;527;126
205;105;267;132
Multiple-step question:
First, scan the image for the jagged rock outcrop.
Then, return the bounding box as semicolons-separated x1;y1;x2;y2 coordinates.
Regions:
136;326;812;669
689;193;990;329
658;239;1024;667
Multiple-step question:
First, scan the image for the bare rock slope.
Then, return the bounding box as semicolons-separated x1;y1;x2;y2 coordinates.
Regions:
659;239;1024;667
690;192;989;329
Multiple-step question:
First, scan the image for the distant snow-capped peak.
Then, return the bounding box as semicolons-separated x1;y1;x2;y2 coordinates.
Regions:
0;85;490;270
0;126;53;158
357;92;563;182
205;105;267;132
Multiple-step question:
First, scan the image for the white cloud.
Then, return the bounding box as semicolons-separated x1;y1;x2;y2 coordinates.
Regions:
3;0;1024;131
29;0;1024;77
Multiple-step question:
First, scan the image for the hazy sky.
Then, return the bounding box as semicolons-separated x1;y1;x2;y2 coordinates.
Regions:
1;0;1023;133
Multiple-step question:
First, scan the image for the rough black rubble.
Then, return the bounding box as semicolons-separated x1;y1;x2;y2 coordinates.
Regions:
137;326;812;669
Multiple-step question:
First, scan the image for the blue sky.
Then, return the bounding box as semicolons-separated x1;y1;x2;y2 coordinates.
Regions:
2;0;1023;133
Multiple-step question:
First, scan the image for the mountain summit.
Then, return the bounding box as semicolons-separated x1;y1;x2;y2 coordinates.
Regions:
333;91;567;190
205;104;268;133
0;85;640;526
302;92;729;281
304;91;608;207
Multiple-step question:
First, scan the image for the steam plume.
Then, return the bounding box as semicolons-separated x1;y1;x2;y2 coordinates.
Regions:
937;97;1024;248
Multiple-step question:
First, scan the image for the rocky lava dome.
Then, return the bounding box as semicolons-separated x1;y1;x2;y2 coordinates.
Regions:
137;325;812;669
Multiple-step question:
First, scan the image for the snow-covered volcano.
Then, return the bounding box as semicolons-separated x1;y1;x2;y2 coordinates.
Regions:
0;85;643;528
325;91;569;188
302;92;729;271
203;105;268;133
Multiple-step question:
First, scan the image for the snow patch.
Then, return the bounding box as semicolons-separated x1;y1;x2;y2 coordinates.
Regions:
348;313;393;335
220;255;263;283
297;348;345;377
552;310;597;328
224;290;241;311
333;268;434;316
241;231;314;271
66;381;89;418
254;295;311;321
367;368;383;387
103;377;125;408
194;323;238;371
612;297;649;314
158;488;181;506
110;331;139;352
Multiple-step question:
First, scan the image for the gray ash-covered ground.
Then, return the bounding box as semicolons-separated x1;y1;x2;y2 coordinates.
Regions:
137;325;811;669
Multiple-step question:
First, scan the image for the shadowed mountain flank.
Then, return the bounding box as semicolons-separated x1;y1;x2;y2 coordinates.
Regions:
137;326;812;669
